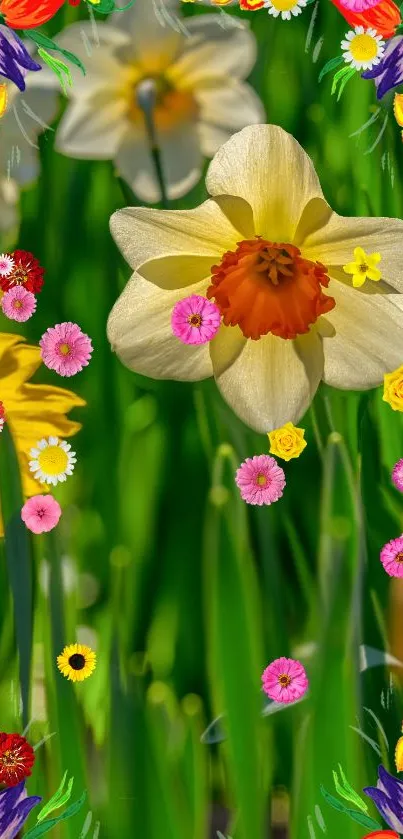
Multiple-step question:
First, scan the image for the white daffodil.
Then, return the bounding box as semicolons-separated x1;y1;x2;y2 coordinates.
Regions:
42;0;264;203
107;124;403;433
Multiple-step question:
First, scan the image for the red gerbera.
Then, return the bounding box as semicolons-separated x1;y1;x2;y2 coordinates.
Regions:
0;733;35;786
0;251;44;294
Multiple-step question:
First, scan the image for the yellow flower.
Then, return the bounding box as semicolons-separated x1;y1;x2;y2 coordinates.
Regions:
396;728;403;772
107;124;403;433
394;93;403;127
343;246;382;288
268;422;307;461
0;332;84;536
383;364;403;411
57;643;96;682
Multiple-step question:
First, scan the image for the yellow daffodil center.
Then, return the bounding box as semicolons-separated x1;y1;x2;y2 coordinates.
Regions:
129;75;198;132
278;673;292;687
349;33;378;61
37;445;68;476
207;237;335;340
343;246;382;288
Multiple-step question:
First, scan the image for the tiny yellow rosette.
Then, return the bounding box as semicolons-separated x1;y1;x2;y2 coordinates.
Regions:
383;365;403;411
395;725;403;772
267;422;307;462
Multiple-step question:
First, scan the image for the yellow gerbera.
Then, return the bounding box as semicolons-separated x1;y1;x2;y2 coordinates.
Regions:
57;643;96;682
0;332;84;536
107;124;403;433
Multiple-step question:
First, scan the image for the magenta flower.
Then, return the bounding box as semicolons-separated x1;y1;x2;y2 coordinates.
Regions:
380;536;403;577
1;286;36;322
392;459;403;492
235;454;286;506
171;295;221;345
262;657;309;703
21;495;62;534
39;322;93;377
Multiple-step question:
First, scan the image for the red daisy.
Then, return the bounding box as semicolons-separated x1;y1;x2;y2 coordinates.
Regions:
0;733;35;786
0;251;44;294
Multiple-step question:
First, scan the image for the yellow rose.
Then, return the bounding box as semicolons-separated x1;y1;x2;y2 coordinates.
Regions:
383;365;403;411
267;422;307;462
396;733;403;772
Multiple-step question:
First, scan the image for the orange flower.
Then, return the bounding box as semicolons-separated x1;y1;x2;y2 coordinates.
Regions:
240;0;265;7
330;0;401;38
0;0;66;29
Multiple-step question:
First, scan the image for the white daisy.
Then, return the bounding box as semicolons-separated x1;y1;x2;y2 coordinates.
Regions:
0;253;14;276
263;0;307;19
341;26;385;71
29;436;76;486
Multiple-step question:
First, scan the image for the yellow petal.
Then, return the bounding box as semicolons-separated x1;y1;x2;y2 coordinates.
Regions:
352;273;367;288
367;252;381;266
367;268;382;282
394;93;403;127
395;736;403;771
353;246;366;263
206;124;324;244
0;84;7;118
343;262;358;275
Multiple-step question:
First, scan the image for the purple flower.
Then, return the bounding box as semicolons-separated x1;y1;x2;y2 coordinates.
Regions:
362;35;403;99
0;781;41;838
0;25;41;91
363;765;403;833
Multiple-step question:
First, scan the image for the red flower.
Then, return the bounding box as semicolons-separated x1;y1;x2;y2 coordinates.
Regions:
240;0;265;7
330;0;401;37
0;0;66;28
0;403;5;420
0;733;35;786
0;251;44;294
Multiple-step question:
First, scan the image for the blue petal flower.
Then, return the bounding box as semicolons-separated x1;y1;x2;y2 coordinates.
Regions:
364;766;403;834
0;25;41;92
362;36;403;99
0;782;41;839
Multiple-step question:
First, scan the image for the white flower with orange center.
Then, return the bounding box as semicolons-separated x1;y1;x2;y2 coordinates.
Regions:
341;26;385;70
38;0;264;204
263;0;307;20
107;124;403;432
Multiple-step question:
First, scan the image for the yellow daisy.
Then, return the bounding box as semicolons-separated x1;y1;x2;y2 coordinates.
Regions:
343;246;382;288
57;643;96;682
0;332;85;536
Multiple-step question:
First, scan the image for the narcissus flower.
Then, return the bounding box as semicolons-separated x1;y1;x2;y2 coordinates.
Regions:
343;246;382;287
0;0;66;29
341;27;385;71
108;124;403;433
0;734;35;786
268;422;307;461
330;0;401;39
57;643;96;682
262;657;309;703
383;365;403;411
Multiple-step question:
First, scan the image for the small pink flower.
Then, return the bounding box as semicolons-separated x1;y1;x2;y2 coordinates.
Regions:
0;254;14;277
392;459;403;492
39;322;93;377
171;295;221;345
1;286;36;322
235;454;285;506
21;495;62;534
338;0;380;9
262;657;309;704
380;535;403;577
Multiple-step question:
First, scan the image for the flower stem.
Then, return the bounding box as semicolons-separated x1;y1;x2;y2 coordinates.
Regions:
136;79;168;209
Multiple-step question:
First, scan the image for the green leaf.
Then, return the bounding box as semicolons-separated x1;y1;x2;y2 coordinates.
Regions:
91;0;135;11
24;791;86;839
331;65;353;95
336;67;356;101
318;55;344;83
23;30;86;75
37;48;72;97
332;767;368;812
320;786;381;831
36;772;74;823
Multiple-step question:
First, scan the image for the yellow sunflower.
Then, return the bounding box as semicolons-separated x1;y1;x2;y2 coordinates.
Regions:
57;643;96;682
0;332;85;536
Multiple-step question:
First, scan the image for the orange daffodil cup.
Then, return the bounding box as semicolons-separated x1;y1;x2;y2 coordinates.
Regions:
107;124;403;433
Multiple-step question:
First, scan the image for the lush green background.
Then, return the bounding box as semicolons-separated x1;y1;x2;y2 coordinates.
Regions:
1;2;403;837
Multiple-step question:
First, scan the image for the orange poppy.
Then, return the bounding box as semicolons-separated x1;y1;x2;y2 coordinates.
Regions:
330;0;401;38
0;0;66;29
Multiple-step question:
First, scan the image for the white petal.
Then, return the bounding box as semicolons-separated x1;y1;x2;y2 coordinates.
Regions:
209;325;324;432
206;124;324;242
323;279;403;389
49;437;58;446
56;95;129;159
196;80;266;148
108;0;182;74
107;272;213;381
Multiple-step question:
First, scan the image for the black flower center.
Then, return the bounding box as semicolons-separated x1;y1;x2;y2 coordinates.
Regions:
68;653;86;670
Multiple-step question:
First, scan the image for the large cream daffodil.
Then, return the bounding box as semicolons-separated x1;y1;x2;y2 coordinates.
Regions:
107;124;403;433
44;0;264;203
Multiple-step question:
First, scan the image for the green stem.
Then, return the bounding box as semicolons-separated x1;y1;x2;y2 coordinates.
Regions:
137;79;169;209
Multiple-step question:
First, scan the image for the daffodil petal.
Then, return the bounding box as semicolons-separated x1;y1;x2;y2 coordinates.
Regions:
56;94;130;160
300;210;403;293
209;326;324;433
169;14;257;86
322;279;403;389
109;0;182;75
107;272;213;380
205;124;324;243
195;81;266;152
109;199;245;285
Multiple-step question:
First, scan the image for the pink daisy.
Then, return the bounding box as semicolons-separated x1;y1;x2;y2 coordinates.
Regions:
235;454;286;506
380;535;403;577
171;295;221;345
392;459;403;492
21;495;62;534
262;657;309;704
0;254;14;277
39;322;93;377
1;286;36;322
